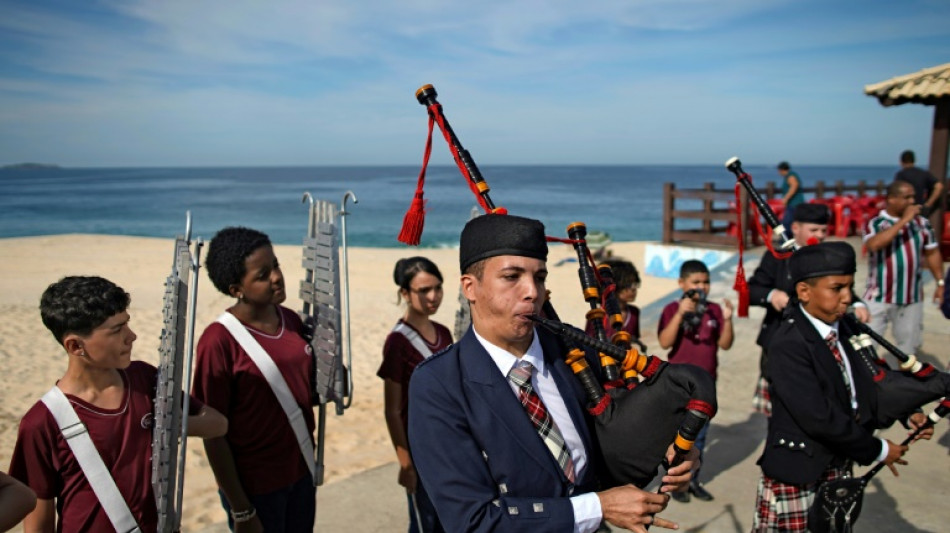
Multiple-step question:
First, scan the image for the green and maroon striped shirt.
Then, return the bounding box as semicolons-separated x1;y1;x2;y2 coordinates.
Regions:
863;210;937;305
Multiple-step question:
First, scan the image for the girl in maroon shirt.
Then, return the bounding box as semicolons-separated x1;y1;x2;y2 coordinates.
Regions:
378;257;452;533
193;227;315;533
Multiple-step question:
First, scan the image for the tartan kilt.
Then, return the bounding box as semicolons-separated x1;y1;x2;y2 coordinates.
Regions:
752;375;772;417
753;464;851;532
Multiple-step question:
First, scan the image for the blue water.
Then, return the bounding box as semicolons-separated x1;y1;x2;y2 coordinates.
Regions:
0;164;895;247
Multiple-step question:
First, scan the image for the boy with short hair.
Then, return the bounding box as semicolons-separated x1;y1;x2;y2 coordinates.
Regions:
8;276;227;533
657;259;734;502
752;241;928;532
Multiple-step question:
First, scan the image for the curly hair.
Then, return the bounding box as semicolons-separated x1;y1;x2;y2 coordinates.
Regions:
40;276;131;342
205;226;272;295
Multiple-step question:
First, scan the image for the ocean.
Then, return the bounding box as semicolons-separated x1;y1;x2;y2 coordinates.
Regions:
0;164;895;247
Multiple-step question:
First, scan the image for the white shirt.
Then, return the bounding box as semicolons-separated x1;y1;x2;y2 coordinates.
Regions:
474;327;603;533
799;306;888;462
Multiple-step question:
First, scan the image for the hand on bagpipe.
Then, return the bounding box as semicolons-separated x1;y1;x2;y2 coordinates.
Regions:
807;313;949;533
808;398;949;533
401;84;717;488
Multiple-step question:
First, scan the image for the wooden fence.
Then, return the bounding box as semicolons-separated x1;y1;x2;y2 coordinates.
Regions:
662;179;888;247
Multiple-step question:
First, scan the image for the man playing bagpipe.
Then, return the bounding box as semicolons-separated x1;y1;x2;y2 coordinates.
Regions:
752;242;933;532
748;203;871;416
408;214;698;533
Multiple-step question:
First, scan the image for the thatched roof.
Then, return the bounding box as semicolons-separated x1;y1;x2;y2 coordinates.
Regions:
864;62;950;107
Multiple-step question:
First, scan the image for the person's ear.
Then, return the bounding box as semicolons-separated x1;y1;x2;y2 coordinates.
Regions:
796;281;810;304
63;334;85;357
228;284;243;300
460;274;477;303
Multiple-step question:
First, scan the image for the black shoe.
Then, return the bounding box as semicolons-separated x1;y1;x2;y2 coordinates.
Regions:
670;489;690;503
689;481;714;501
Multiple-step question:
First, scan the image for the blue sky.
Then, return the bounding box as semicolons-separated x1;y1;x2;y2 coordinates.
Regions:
1;0;948;167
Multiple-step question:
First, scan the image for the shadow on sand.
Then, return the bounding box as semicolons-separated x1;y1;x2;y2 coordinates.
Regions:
699;412;767;483
857;477;938;533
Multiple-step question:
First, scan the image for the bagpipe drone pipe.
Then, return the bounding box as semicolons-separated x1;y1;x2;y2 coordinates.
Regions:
528;313;717;488
400;84;717;488
723;157;795;318
839;313;950;429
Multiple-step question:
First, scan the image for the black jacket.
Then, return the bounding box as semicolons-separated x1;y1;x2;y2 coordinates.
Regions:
758;305;883;485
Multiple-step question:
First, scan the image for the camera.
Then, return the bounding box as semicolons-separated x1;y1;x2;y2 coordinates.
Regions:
681;289;708;331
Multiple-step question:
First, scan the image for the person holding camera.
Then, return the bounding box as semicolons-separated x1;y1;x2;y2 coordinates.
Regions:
657;259;733;503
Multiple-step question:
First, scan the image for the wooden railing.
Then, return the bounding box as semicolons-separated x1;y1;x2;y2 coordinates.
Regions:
662;179;888;247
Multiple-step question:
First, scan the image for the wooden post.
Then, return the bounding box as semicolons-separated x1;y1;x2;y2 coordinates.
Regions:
875;180;886;196
765;181;776;200
857;180;867;196
702;182;714;233
816;181;826;199
927;98;949;243
663;182;674;244
835;180;845;196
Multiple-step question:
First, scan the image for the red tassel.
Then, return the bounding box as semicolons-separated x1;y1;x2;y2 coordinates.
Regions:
397;111;435;246
732;182;750;318
735;275;750;318
397;192;426;245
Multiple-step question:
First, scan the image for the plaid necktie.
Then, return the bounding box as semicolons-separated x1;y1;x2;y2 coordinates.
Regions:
508;360;576;483
825;330;853;399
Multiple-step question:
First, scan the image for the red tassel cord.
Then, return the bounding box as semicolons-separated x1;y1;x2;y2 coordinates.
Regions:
397;110;435;245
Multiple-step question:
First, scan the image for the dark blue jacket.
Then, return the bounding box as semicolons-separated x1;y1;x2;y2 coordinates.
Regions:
408;327;598;532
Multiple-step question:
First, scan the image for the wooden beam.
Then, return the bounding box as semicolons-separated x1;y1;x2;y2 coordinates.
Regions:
928;98;949;243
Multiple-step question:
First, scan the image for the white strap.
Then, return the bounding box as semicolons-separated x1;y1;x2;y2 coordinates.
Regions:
392;322;433;359
40;387;142;533
216;312;317;482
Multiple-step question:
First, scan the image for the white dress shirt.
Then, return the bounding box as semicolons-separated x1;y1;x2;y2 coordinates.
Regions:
473;327;603;533
799;306;888;462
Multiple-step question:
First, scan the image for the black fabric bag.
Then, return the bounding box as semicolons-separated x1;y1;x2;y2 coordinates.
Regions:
808;477;865;533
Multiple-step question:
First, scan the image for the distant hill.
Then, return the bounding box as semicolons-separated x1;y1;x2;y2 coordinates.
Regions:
1;163;61;170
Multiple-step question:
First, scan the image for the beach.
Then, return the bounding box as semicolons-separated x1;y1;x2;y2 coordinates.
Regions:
1;234;947;532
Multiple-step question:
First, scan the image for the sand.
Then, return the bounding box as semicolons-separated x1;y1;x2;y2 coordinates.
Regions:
0;234;675;530
1;234;947;532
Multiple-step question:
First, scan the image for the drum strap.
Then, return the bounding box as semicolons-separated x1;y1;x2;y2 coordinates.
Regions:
392;322;434;358
41;387;142;533
217;312;317;484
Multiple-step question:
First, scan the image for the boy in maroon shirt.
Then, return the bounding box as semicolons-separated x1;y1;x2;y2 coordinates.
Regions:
8;276;227;533
657;260;733;503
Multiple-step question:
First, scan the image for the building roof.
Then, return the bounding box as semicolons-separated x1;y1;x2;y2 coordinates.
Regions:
864;62;950;107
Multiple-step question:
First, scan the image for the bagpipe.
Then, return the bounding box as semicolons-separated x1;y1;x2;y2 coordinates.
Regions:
401;84;717;488
808;398;950;533
723;158;950;531
153;213;203;533
839;313;950;429
299;191;358;485
723;157;795;318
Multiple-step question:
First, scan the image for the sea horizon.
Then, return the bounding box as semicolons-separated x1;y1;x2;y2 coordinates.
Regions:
0;163;899;248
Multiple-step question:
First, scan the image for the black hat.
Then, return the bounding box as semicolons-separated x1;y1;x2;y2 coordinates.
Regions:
789;241;855;283
777;161;791;170
793;203;830;224
460;214;547;273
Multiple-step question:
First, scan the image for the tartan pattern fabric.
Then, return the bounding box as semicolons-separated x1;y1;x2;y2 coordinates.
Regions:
753;464;851;532
825;331;853;399
508;360;576;483
752;375;772;417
